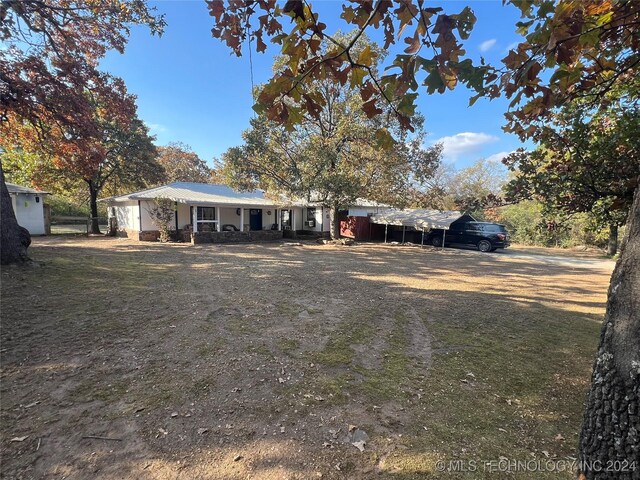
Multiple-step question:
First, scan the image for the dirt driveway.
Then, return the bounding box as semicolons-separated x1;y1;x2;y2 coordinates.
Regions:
1;237;613;479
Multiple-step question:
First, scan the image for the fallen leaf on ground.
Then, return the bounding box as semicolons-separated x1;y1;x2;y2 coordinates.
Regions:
352;441;366;452
10;436;28;442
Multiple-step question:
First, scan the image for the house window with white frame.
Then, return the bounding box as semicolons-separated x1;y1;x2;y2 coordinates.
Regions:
196;206;217;232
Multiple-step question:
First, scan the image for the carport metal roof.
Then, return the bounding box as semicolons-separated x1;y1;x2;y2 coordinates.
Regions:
369;209;470;230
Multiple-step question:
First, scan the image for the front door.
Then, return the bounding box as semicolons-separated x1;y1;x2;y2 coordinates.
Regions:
249;209;262;231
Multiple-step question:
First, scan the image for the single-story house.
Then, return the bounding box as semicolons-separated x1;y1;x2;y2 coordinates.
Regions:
7;183;50;235
102;182;332;243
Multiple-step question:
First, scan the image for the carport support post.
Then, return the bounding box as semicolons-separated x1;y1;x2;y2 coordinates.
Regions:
421;228;425;248
402;226;405;244
384;224;388;243
442;229;446;251
215;207;221;232
239;208;244;232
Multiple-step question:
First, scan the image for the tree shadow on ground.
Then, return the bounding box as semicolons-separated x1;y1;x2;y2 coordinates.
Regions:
0;237;611;479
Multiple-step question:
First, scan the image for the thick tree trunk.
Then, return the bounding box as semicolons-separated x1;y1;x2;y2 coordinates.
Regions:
0;163;30;265
328;205;340;240
578;185;639;480
89;182;101;235
607;224;619;257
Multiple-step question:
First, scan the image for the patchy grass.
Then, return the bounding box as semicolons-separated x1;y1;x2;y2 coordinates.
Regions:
0;237;612;479
276;338;300;354
309;320;377;366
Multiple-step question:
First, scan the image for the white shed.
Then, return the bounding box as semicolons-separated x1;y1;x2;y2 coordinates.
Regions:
6;183;49;235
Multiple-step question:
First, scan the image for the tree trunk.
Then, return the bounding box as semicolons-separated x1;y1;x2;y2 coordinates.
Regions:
607;224;619;257
328;205;340;240
89;182;101;234
0;163;30;265
578;184;639;480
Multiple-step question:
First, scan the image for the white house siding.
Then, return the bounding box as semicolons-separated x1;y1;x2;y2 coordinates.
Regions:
12;193;46;235
111;201;140;232
219;207;239;229
139;199;168;231
293;207;304;231
322;207;331;232
176;203;191;229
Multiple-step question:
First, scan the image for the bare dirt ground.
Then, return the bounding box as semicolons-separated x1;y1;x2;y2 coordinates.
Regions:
1;237;614;479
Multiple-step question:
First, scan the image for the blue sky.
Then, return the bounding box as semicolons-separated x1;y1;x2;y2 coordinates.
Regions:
101;1;528;169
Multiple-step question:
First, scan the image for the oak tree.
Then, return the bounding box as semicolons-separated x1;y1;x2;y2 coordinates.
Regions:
155;142;212;184
0;0;164;262
221;35;441;239
503;91;640;256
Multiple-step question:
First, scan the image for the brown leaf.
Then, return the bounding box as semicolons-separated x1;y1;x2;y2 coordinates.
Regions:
404;32;421;54
362;99;383;119
207;1;225;21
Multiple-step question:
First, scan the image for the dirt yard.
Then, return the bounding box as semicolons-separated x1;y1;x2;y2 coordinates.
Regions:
1;237;614;479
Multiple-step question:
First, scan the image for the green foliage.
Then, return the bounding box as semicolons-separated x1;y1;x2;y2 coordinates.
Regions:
503;87;640;235
494;200;609;249
47;196;92;218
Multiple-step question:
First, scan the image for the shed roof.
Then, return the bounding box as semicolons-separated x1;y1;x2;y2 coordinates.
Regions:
6;183;49;195
102;182;295;207
369;208;469;230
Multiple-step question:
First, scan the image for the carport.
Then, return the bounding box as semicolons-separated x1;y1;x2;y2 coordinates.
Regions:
369;209;475;247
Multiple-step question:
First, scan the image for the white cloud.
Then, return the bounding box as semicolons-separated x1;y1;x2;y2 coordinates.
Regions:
432;132;498;161
146;122;168;135
485;151;512;164
479;39;497;53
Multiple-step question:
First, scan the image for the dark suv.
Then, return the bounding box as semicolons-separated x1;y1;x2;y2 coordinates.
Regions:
428;221;510;252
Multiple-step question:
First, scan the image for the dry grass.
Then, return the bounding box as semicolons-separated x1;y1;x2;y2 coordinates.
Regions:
0;236;613;479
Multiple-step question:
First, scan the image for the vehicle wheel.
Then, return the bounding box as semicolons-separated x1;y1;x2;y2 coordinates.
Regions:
478;240;492;252
431;236;443;247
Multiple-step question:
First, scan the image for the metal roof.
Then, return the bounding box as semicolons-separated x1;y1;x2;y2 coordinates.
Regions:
369;208;468;230
6;183;49;195
102;182;298;207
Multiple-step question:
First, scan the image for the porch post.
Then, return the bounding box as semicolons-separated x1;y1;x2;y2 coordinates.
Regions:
402;225;405;244
215;206;221;232
421;228;425;248
193;206;198;233
239;208;244;232
442;229;446;251
292;209;295;232
277;209;281;230
384;224;388;243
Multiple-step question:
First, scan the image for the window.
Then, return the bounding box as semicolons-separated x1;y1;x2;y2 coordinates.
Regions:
482;224;506;233
307;207;316;220
197;207;215;221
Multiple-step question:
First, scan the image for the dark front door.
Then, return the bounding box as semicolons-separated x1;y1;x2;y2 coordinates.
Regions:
249;209;262;231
